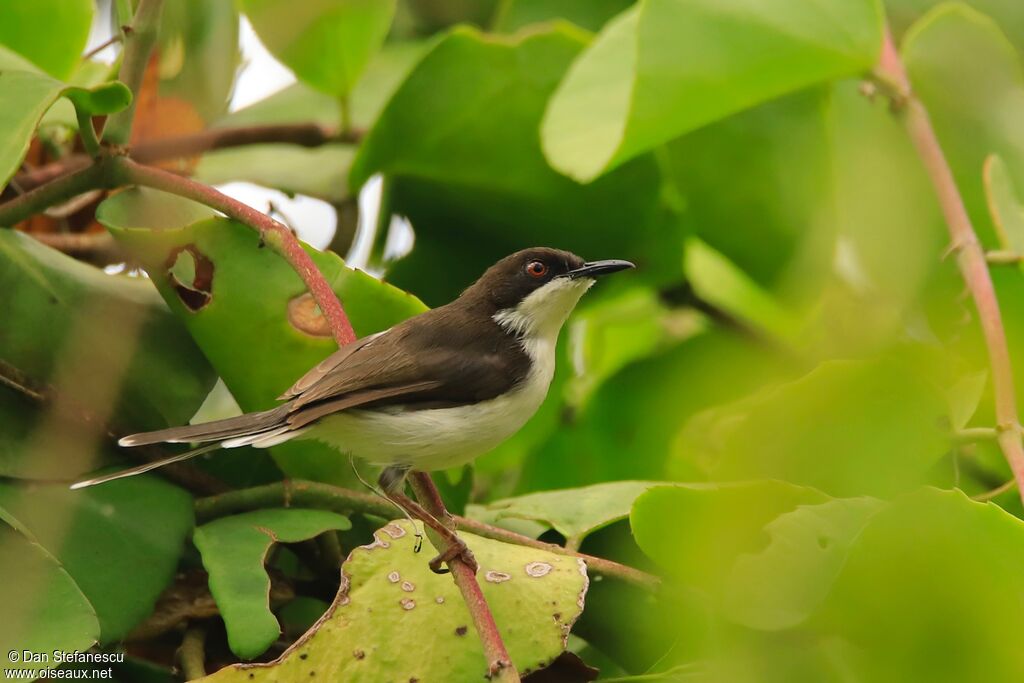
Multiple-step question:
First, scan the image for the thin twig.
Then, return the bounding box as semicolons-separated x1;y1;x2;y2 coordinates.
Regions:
875;28;1024;506
104;0;164;144
26;231;123;261
408;472;518;682
986;250;1024;266
82;31;126;61
179;624;207;680
973;478;1017;502
192;480;659;589
12;123;362;193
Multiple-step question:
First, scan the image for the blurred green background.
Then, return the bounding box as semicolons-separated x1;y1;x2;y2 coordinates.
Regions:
4;0;1024;681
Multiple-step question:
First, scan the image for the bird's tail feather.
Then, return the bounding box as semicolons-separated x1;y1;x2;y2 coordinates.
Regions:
70;442;221;489
117;405;290;447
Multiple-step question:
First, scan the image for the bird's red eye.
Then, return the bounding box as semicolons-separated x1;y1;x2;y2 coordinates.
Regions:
526;260;548;278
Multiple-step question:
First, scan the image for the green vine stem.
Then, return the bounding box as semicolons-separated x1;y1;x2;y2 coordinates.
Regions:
103;0;163;145
193;479;660;590
875;28;1024;504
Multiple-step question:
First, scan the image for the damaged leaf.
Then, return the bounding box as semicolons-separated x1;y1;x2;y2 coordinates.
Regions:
193;508;351;659
199;520;589;681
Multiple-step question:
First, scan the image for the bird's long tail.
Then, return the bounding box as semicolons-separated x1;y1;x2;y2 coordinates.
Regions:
71;404;294;490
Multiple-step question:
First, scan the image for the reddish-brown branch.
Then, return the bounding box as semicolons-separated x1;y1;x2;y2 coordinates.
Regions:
875;29;1024;504
113;158;356;346
408;472;519;682
13;123;361;193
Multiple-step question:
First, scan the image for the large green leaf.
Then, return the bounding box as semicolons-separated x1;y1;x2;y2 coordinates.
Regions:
630;482;827;588
671;358;951;497
199;520;588;681
469;481;660;549
820;489;1024;680
241;0;396;99
0;516;99;675
722;497;883;630
494;0;634;32
0;477;194;643
194;509;351;659
351;24;675;305
541;0;884;182
902;3;1024;247
98;189;426;481
194;145;355;203
0;69;131;187
214;42;430;132
0;230;216;479
0;0;93;79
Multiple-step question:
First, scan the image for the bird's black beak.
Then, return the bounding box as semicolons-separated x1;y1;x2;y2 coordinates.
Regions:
564;259;635;279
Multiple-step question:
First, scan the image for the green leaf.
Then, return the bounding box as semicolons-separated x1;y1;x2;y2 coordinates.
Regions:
0;229;216;479
820;489;1024;679
198;520;588;681
98;189;426;482
630;481;827;588
215;42;430;132
683;237;800;344
194;145;355;202
194;509;351;659
241;0;397;98
0;0;93;79
0;518;99;675
541;0;884;181
722;497;883;630
0;70;131;187
0;478;194;643
984;154;1024;253
352;24;675;305
902;3;1024;247
469;481;660;549
672;358;951;497
494;0;634;32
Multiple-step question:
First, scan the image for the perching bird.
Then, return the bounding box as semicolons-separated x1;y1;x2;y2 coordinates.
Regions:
73;247;633;570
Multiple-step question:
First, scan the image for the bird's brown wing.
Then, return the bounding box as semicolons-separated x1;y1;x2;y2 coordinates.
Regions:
281;307;530;424
278;332;382;400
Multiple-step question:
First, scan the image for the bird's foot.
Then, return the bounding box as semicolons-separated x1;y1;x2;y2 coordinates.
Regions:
428;536;478;575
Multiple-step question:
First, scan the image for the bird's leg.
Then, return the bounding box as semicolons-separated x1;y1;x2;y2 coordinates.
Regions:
377;465;478;575
349;457;423;552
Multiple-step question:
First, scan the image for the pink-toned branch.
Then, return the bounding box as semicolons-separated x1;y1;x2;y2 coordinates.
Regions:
875;29;1024;503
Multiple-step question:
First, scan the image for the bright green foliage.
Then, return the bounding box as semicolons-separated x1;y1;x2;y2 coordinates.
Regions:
0;70;130;187
541;0;884;181
631;482;828;588
469;481;659;548
0;516;98;675
494;0;634;32
903;3;1024;247
672;358;951;496
0;229;216;478
352;24;674;304
722;497;883;630
199;520;588;682
194;509;351;658
985;154;1024;253
0;0;93;79
0;478;193;643
195;146;355;203
241;0;396;99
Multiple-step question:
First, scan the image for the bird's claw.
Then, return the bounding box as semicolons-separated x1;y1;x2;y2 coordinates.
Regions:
428;539;477;575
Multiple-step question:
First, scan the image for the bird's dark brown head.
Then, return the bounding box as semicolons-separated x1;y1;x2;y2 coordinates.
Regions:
462;247;634;319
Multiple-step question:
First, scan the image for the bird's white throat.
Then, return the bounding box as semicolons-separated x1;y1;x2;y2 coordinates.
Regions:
492;276;595;340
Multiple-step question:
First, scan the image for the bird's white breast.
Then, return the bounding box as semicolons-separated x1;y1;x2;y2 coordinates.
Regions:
302;276;591;470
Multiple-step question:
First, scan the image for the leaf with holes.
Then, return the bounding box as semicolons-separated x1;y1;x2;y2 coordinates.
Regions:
0;229;216;479
199;520;588;681
194;509;351;658
541;0;884;181
97;188;426;483
469;481;661;549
